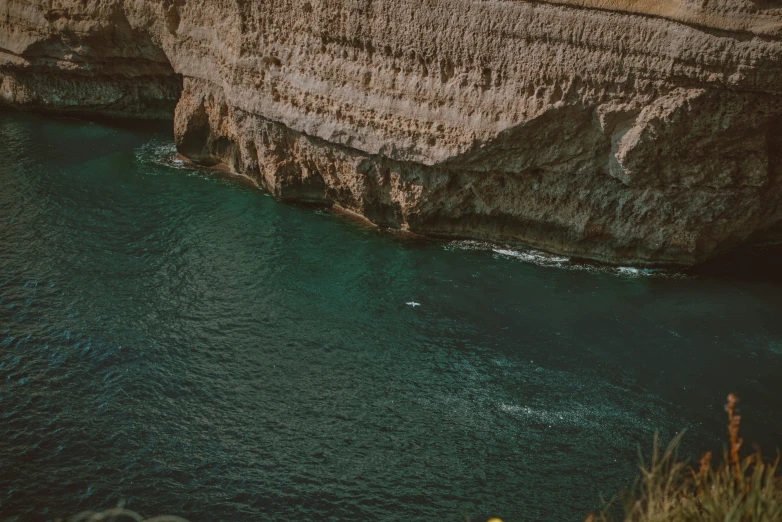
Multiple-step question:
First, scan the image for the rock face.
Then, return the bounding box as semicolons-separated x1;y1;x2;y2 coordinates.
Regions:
1;0;781;265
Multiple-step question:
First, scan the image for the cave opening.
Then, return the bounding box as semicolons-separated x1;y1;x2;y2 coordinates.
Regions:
0;3;184;126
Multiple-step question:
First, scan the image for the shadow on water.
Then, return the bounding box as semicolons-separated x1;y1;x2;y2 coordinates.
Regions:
1;106;175;133
10;105;781;289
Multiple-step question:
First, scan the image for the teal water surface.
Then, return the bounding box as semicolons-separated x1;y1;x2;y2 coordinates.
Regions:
1;111;782;521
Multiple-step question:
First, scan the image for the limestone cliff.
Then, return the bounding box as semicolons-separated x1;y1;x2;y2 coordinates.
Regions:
2;0;781;265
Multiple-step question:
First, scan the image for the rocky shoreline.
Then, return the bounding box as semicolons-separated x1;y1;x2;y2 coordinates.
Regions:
2;0;781;265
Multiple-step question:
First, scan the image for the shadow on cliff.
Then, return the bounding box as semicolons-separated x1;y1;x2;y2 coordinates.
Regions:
690;242;782;283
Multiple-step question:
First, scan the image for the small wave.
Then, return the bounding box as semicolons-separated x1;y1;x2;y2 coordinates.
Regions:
134;140;190;171
446;240;685;278
492;247;569;267
446;240;570;269
499;404;587;428
134;140;264;191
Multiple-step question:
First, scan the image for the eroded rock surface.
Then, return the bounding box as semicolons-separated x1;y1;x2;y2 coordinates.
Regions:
2;0;781;264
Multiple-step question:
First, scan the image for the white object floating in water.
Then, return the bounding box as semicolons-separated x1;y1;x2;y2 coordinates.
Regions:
406;301;421;307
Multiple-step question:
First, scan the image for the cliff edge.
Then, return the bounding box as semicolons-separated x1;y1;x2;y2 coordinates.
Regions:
2;0;782;265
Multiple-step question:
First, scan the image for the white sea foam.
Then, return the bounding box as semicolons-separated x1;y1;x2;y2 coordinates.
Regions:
446;240;686;278
492;247;569;266
499;404;585;428
135;140;187;170
134;139;263;189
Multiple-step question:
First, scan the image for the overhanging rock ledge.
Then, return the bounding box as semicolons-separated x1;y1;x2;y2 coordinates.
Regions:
2;0;782;265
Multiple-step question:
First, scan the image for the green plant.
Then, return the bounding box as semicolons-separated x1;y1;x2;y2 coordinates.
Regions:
588;395;782;522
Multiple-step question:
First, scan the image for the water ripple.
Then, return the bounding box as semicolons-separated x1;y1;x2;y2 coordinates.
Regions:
1;112;782;521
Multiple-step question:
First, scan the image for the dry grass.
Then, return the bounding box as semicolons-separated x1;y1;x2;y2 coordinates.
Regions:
588;395;782;522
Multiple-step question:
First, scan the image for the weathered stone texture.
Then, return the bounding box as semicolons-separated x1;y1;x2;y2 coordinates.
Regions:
2;0;781;264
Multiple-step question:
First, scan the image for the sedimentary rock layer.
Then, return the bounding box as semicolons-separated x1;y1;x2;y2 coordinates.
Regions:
2;0;781;264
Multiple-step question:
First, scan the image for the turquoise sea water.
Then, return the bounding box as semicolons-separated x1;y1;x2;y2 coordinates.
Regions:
1;111;781;521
